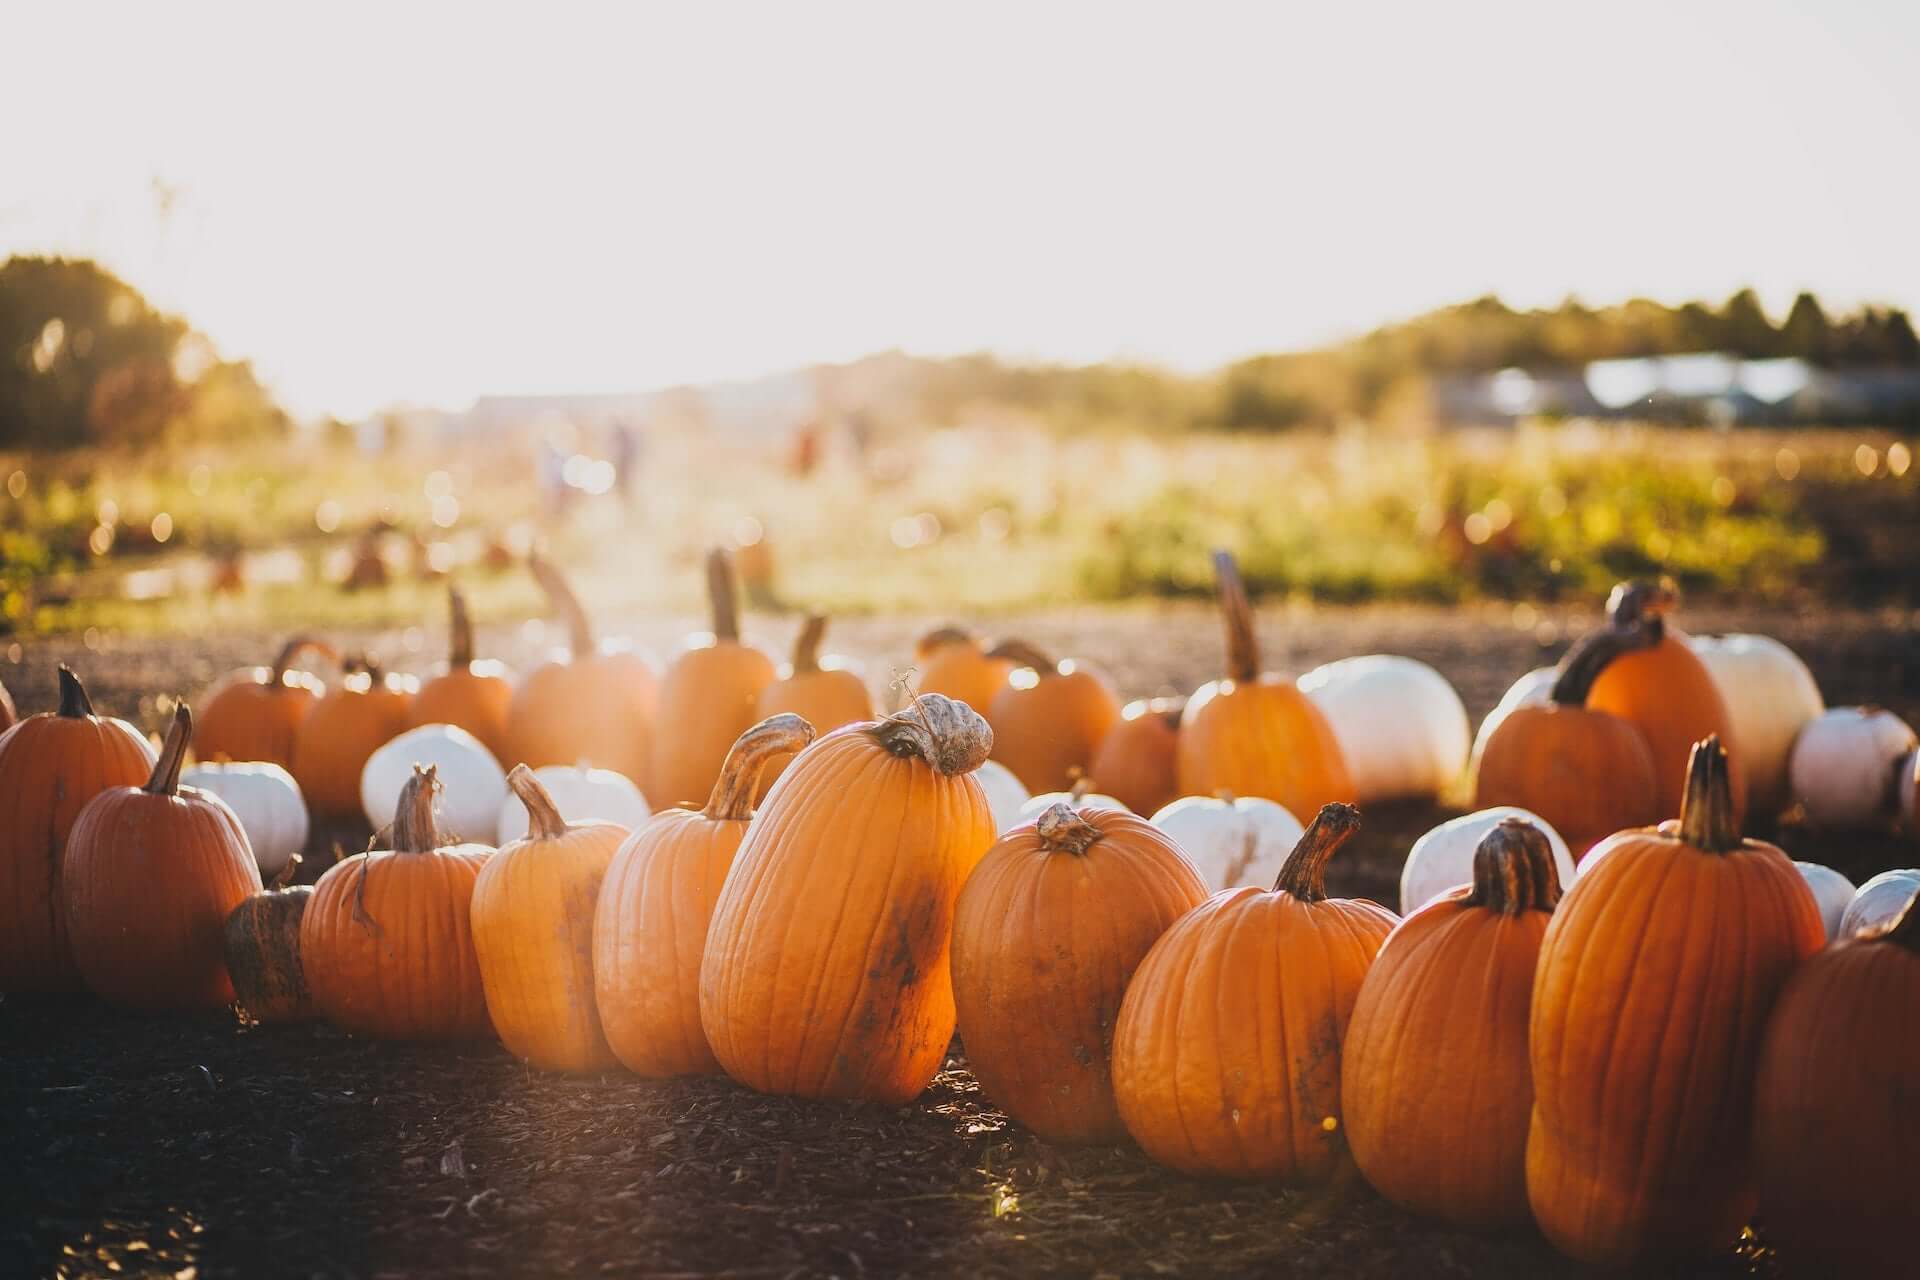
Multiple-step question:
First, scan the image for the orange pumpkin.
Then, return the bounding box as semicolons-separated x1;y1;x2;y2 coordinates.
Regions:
751;615;872;797
914;626;1014;716
472;765;628;1071
63;705;263;1011
1087;697;1183;817
1526;738;1823;1266
301;766;493;1040
223;855;316;1024
985;639;1122;794
289;657;417;819
951;803;1207;1143
411;585;514;764
195;636;335;766
593;714;815;1076
701;695;997;1104
0;668;156;993
1176;551;1352;817
1110;804;1396;1180
647;549;777;807
1342;818;1562;1228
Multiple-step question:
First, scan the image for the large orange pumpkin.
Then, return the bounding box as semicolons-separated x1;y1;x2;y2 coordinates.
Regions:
289;658;416;820
224;855;316;1024
1087;697;1183;817
472;765;629;1071
700;694;997;1104
195;636;335;766
411;585;514;764
63;705;263;1011
301;766;493;1040
985;640;1122;794
914;626;1014;716
593;714;815;1076
0;668;156;993
1176;551;1352;817
751;614;872;796
951;802;1207;1143
648;550;778;807
1342;818;1561;1228
1110;804;1396;1179
1526;737;1823;1266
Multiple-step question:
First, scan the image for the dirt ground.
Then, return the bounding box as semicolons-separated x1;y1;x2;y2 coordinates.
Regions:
4;603;1917;1278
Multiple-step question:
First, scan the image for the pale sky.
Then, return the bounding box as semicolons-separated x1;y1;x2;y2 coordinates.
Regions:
5;0;1917;419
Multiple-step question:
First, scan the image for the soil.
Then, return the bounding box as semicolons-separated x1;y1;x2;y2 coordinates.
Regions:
4;604;1917;1279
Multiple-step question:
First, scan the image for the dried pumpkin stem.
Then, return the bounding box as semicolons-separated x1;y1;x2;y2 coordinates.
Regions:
1465;818;1562;914
791;614;828;675
1549;617;1661;706
528;552;595;658
270;851;303;891
1036;802;1102;856
1677;736;1741;853
1212;549;1259;684
270;636;337;687
506;764;569;840
1886;888;1920;952
1067;775;1092;803
1605;578;1678;643
57;665;94;717
707;548;741;644
867;693;993;777
447;586;475;668
145;703;194;796
1272;802;1362;902
984;639;1057;673
705;714;817;821
392;765;444;853
917;625;974;654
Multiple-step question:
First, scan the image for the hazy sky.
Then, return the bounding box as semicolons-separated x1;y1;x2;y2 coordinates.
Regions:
5;1;1917;418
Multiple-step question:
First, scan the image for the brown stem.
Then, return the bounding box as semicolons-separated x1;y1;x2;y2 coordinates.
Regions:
704;714;817;820
1272;803;1362;902
1036;802;1102;856
1549;619;1661;706
57;666;94;717
392;765;444;853
506;764;569;840
867;693;994;777
528;552;595;658
270;636;337;687
1212;549;1259;683
447;586;475;668
707;547;741;643
145;704;193;796
269;851;304;891
984;639;1058;674
1886;886;1920;952
1067;776;1092;803
1677;736;1741;853
791;614;827;675
1464;818;1562;914
917;625;975;656
1605;578;1677;644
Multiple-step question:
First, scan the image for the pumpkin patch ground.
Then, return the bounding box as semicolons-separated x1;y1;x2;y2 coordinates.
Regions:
3;605;1916;1279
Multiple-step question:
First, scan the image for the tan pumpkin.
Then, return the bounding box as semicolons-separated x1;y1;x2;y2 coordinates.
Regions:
985;639;1122;794
1087;697;1184;818
195;636;335;766
914;626;1014;716
751;614;872;796
410;584;515;763
223;856;316;1024
289;657;416;820
648;550;778;807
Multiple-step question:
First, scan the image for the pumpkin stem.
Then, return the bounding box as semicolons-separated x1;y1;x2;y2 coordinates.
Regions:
707;548;741;644
791;614;827;675
270;636;337;687
1465;818;1562;914
506;764;569;840
867;693;993;777
392;765;445;853
705;714;817;821
1068;775;1092;803
528;552;595;659
145;703;194;796
1549;616;1661;705
270;851;303;891
1885;888;1920;952
1677;736;1741;852
447;585;475;668
56;665;95;717
917;625;974;655
1605;578;1678;644
1212;549;1259;684
1272;802;1361;902
1036;802;1102;856
984;638;1058;674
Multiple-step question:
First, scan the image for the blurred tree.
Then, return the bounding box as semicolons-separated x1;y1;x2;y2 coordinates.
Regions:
1718;288;1782;358
1781;292;1832;363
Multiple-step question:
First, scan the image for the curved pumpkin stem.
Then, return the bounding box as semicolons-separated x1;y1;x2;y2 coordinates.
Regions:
57;665;95;718
506;764;570;840
1036;802;1102;856
1067;775;1092;803
392;765;445;853
1549;617;1661;706
1211;549;1259;684
1885;888;1920;952
1272;802;1362;903
917;625;975;655
984;638;1058;674
146;704;194;796
528;552;595;659
868;693;993;777
705;714;817;821
791;614;827;675
1677;736;1741;853
1605;578;1678;643
1465;818;1562;915
447;585;476;668
269;851;303;891
270;636;338;688
707;548;741;644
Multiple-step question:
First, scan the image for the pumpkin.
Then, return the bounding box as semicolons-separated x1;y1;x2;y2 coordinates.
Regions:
496;763;651;843
951;803;1208;1143
985;639;1122;794
1525;737;1824;1266
1787;706;1917;829
1176;551;1352;817
647;549;778;807
752;613;873;797
1583;580;1746;826
975;759;1032;834
1399;805;1575;915
223;856;315;1023
0;668;157;993
593;714;815;1077
360;722;507;840
289;658;417;820
302;765;493;1040
913;626;1014;716
1793;861;1856;942
1753;889;1920;1276
1297;655;1469;802
195;636;335;766
1110;804;1397;1179
1087;697;1183;817
1689;632;1824;816
1473;622;1660;857
1149;792;1305;892
410;585;515;763
180;761;309;882
64;705;263;1010
1343;818;1562;1228
1466;665;1556;786
1839;868;1920;938
472;765;629;1071
1016;776;1129;824
506;553;658;783
700;694;996;1104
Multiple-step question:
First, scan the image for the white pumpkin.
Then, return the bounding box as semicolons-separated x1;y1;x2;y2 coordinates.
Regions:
1793;861;1857;942
975;759;1032;834
1017;787;1129;825
1690;633;1825;816
362;723;507;841
1838;868;1920;939
1150;794;1305;892
1399;806;1577;915
495;762;651;842
1787;707;1918;830
179;761;308;880
1467;665;1557;782
1298;655;1470;802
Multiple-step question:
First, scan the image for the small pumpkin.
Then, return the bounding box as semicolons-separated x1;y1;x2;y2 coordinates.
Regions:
223;855;315;1024
752;614;873;796
593;715;815;1077
1689;632;1824;817
302;765;493;1040
1399;805;1575;915
472;765;629;1071
1793;861;1856;942
1787;706;1917;830
1087;697;1184;818
1839;868;1920;938
1342;819;1561;1228
700;695;997;1105
496;763;651;843
985;639;1122;794
195;636;335;766
0;668;157;993
1110;804;1397;1180
360;722;507;840
1176;551;1352;817
648;549;778;807
64;705;263;1010
410;585;515;763
1149;792;1305;892
951;803;1208;1143
289;657;417;820
180;761;310;882
974;759;1032;834
914;626;1015;717
1298;655;1470;803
